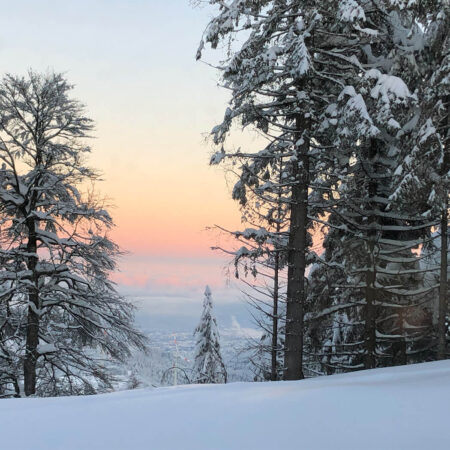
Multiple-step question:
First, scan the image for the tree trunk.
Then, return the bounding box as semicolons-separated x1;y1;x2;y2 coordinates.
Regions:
437;201;448;360
284;113;309;380
393;308;407;366
271;249;279;381
24;305;39;396
23;219;40;396
364;246;377;370
271;176;283;382
437;91;449;360
364;138;379;370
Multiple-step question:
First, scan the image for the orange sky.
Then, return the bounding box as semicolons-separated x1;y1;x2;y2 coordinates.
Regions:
0;1;264;305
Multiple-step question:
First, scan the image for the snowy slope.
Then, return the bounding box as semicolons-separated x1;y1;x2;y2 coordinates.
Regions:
1;361;449;450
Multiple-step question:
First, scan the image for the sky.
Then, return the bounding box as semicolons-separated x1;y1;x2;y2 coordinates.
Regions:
0;0;252;323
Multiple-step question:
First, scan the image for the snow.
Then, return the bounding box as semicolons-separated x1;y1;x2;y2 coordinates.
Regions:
354;24;379;36
235;246;251;257
37;343;57;354
338;86;380;137
339;0;366;22
210;150;226;165
366;69;411;101
1;361;449;450
290;36;310;77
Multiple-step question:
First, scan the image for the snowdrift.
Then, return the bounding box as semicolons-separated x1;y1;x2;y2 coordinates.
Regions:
1;360;449;450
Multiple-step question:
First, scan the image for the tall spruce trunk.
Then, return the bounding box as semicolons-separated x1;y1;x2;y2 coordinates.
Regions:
271;249;280;381
394;308;407;366
284;113;309;380
437;202;448;360
24;217;40;396
364;138;379;370
271;168;283;381
437;93;449;360
364;246;377;369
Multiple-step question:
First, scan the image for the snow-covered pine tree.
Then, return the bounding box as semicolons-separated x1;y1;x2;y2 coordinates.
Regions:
193;286;227;383
304;215;365;375
198;0;369;380
0;72;147;397
421;230;450;356
390;1;449;360
198;0;448;377
313;1;443;370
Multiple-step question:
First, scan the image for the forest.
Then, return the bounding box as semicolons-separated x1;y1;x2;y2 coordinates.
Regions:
0;0;448;401
197;0;449;382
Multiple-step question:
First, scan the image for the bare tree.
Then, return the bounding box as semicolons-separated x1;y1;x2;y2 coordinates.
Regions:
0;71;147;397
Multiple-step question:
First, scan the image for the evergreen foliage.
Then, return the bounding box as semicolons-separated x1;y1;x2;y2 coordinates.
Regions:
193;286;227;383
198;0;449;378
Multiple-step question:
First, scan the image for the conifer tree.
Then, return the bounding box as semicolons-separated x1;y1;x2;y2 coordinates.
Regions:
198;0;448;377
309;1;445;370
391;1;449;360
198;0;366;380
193;286;227;384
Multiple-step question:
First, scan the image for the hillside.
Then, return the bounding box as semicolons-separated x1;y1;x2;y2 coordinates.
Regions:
1;361;449;450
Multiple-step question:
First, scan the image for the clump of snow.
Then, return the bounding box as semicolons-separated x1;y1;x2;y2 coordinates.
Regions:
339;0;366;22
366;69;411;101
37;343;57;354
289;36;310;78
0;361;449;449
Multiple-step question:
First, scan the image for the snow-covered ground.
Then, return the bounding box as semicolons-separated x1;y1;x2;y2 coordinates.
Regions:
1;361;449;450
